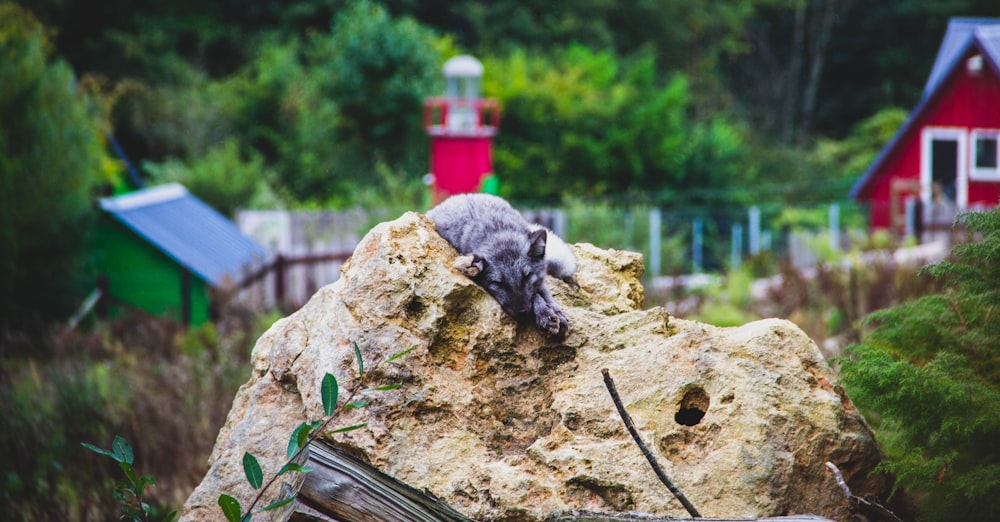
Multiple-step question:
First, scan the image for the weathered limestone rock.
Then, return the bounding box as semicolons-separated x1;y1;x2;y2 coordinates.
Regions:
181;212;894;521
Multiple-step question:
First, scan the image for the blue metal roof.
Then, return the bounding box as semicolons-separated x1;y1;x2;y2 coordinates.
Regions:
100;183;266;287
923;18;1000;98
851;18;1000;199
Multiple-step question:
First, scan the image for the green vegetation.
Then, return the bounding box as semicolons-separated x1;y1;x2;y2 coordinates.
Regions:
82;436;177;522
218;342;412;521
839;208;1000;520
486;47;754;204
1;310;262;521
5;1;1000;520
16;0;996;215
0;5;117;329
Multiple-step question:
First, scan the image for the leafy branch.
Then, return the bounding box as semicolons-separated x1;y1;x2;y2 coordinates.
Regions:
81;436;177;522
218;341;414;522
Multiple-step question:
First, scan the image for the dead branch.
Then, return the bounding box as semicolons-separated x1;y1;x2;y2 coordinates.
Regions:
601;368;702;518
825;462;904;522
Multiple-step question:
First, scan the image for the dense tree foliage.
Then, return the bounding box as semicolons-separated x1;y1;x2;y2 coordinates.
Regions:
4;0;1000;325
485;46;754;206
0;4;115;330
840;208;1000;520
14;0;998;211
101;1;441;208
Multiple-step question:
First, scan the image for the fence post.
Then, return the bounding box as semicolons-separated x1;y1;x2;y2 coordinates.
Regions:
96;274;110;319
829;203;840;252
749;206;761;255
649;208;661;277
731;223;743;270
274;254;287;308
692;217;703;274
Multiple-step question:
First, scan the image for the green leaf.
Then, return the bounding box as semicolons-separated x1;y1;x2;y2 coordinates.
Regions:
120;462;139;490
287;422;312;459
112;435;134;465
368;383;401;392
387;346;416;362
260;495;297;512
137;474;155;498
345;401;369;409
243;452;263;489
331;422;367;433
278;462;313;476
353;341;364;379
159;510;179;522
81;442;117;460
218;494;243;522
322;373;338;416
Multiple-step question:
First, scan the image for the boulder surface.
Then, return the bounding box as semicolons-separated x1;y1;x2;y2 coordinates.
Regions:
181;212;894;521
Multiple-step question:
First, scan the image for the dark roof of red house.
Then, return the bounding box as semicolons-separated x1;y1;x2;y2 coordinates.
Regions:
850;18;1000;199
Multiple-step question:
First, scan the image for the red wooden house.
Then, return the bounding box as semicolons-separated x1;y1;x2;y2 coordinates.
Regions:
851;18;1000;236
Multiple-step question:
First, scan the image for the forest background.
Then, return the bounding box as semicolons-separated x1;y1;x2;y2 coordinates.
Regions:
7;0;1000;326
2;1;999;521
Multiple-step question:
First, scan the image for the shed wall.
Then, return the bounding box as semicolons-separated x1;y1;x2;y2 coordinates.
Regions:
92;217;210;325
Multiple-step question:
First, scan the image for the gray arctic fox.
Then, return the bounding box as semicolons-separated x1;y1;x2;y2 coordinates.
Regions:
427;194;576;337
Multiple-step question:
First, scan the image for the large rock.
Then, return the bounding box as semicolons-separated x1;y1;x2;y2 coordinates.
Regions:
181;212;895;521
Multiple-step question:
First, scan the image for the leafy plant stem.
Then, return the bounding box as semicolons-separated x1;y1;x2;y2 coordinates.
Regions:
237;344;409;517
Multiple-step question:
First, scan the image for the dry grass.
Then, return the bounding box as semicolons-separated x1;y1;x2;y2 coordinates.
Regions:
0;305;268;520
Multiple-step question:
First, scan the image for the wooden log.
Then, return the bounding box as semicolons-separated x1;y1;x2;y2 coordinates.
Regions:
290;438;472;522
545;513;833;522
285;439;835;522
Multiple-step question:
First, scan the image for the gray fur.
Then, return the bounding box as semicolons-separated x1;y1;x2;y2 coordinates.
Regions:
529;224;577;281
427;194;575;337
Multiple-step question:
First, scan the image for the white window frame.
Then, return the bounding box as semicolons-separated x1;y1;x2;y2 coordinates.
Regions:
970;128;1000;181
921;127;968;209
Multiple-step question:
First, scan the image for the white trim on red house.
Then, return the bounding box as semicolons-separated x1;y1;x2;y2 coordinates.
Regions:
970;128;1000;181
920;126;968;210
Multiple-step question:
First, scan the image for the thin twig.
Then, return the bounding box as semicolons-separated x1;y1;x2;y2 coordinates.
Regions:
825;462;904;522
601;368;701;518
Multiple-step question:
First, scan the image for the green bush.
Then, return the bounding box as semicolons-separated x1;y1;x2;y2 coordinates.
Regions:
1;353;126;519
0;5;116;330
484;46;754;205
144;138;278;217
0;308;259;520
840;208;1000;521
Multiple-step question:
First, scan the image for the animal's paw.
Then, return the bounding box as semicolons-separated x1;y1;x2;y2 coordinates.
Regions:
453;255;481;277
535;304;570;338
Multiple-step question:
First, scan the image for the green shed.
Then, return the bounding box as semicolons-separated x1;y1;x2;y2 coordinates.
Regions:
92;183;266;325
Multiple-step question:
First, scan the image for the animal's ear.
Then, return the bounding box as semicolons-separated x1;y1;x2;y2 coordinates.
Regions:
454;254;487;277
528;228;547;260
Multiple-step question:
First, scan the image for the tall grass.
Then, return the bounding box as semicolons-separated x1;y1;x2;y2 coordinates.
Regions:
0;307;269;520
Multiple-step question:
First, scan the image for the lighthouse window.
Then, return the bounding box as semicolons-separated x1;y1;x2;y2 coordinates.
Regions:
971;130;1000;180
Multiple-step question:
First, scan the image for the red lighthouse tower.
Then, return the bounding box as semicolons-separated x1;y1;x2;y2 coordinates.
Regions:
424;55;500;204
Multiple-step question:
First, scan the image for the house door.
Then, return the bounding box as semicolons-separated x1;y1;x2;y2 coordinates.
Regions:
931;139;958;202
921;127;967;210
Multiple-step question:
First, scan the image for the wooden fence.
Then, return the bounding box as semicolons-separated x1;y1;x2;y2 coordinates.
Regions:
233;210;367;310
231;251;354;312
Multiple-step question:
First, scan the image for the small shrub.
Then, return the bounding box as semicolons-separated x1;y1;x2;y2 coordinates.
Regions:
0;306;260;520
839;208;1000;521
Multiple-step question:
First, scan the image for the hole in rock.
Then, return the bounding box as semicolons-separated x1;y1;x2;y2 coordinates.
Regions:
674;386;710;427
